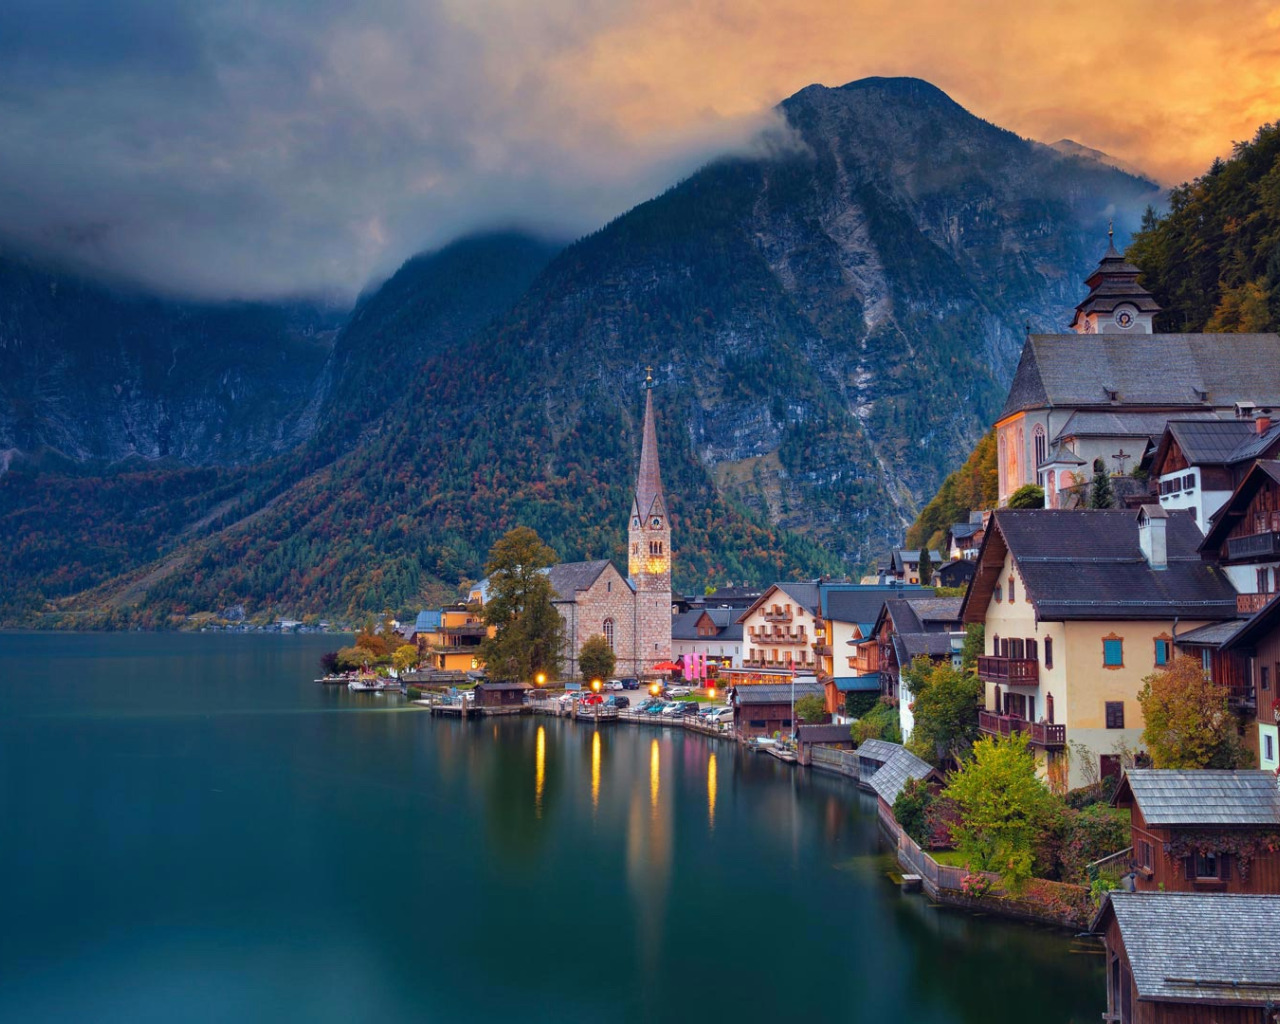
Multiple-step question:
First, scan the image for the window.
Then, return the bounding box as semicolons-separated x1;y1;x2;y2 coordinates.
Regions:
1105;701;1125;729
1044;637;1053;669
603;619;614;650
1026;638;1038;661
1102;635;1124;668
1194;852;1219;879
994;584;1003;603
1008;576;1016;603
1154;637;1171;667
1046;692;1055;723
1138;839;1153;869
1183;473;1195;491
607;580;612;593
1033;426;1047;472
1202;649;1212;674
1259;568;1273;594
1263;666;1271;692
992;633;1000;655
1266;733;1276;763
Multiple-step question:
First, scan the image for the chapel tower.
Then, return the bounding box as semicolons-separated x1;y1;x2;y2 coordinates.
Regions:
628;369;673;674
1069;225;1161;334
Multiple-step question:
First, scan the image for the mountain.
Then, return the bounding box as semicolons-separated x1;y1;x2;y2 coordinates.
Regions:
1045;139;1153;182
1;77;1164;625
0;254;342;467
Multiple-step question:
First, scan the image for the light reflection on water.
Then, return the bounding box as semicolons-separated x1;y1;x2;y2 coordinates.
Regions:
591;729;601;812
534;724;546;818
707;751;717;830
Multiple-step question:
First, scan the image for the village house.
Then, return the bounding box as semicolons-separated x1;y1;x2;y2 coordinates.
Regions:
945;511;988;560
730;680;824;740
671;606;742;671
886;548;942;584
422;604;491;672
960;507;1238;790
1200;460;1280;613
1113;770;1280;893
873;595;964;702
1146;413;1280;531
473;680;531;710
933;558;976;590
736;582;821;676
994;238;1280;508
1096;892;1280;1024
816;584;924;720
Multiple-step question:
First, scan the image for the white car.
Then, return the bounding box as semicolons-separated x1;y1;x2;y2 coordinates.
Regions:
704;707;734;725
659;702;686;717
666;686;691;697
604;680;624;691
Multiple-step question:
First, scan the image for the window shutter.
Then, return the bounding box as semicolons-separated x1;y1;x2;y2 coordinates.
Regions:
1220;854;1231;881
1184;856;1195;880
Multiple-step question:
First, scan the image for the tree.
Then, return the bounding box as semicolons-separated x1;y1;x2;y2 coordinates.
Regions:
945;732;1057;890
960;624;984;673
904;657;983;766
478;526;564;682
392;644;419;673
918;547;933;586
334;645;371;671
1089;458;1115;509
1138;656;1251;769
578;634;615;683
1007;483;1045;509
853;698;902;744
894;777;934;847
794;693;828;724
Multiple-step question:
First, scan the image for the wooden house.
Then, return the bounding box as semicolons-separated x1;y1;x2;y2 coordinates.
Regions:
1199;460;1280;610
867;746;939;826
794;724;855;766
730;680;824;739
1220;594;1280;770
474;681;530;709
1112;770;1280;894
1096;891;1280;1023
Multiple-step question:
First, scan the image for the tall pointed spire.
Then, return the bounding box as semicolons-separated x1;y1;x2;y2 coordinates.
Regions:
635;371;664;521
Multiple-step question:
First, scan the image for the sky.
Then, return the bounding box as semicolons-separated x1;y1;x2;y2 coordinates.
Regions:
1;0;1277;302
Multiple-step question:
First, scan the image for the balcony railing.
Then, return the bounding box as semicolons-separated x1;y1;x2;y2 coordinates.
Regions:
813;643;832;657
977;655;1039;686
762;610;793;623
978;710;1066;749
1226;531;1280;561
1228;686;1258;714
1238;592;1276;614
753;633;807;645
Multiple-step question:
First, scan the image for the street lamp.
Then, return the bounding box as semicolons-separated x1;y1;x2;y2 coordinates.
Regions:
536;672;546;687
591;678;602;693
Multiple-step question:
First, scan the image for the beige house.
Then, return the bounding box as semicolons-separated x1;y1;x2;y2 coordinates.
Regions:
737;583;820;674
960;507;1238;790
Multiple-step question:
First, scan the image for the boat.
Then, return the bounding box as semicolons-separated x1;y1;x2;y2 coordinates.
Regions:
348;678;400;692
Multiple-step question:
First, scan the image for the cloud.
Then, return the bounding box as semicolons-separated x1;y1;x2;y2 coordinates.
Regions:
0;0;1275;301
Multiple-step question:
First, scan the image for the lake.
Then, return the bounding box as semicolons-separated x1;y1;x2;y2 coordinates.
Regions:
0;632;1103;1022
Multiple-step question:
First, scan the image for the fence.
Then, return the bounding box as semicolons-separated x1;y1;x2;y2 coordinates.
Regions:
1086;846;1134;884
810;745;861;780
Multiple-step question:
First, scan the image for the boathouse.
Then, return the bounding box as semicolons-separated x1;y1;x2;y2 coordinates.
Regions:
474;681;531;710
1112;770;1280;893
1096;891;1280;1023
731;680;824;739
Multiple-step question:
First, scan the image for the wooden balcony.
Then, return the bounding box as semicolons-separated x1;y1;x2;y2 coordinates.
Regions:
978;710;1065;749
753;633;807;645
762;610;793;623
813;643;832;657
977;655;1039;686
1238;592;1276;614
1226;531;1280;561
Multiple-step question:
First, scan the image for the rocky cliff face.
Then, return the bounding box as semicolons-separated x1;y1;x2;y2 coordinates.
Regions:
1;77;1165;622
0;255;341;467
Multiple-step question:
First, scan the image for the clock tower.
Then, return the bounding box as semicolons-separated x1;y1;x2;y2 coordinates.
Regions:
1069;225;1161;334
628;369;672;674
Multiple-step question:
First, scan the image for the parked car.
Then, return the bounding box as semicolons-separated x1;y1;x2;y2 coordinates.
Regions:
604;680;624;691
557;691;578;707
704;707;734;725
635;697;662;712
649;702;676;716
667;686;691;697
619;678;640;690
578;692;604;706
660;702;689;717
676;702;701;716
604;695;630;709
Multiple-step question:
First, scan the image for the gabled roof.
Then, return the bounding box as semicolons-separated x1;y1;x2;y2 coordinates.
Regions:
1150;418;1260;473
934;560;976;587
736;582;822;623
546;560;621;601
732;681;824;705
1102;892;1280;1005
855;738;902;765
999;332;1280;421
795;724;855;745
1200;460;1280;554
947;522;981;540
1115;770;1280;827
1224;593;1280;652
960;509;1238;623
671;607;743;641
895;632;960;661
875;595;964;638
476;681;531;691
868;747;937;805
1175;619;1249;648
820;586;921;627
1054;409;1215;444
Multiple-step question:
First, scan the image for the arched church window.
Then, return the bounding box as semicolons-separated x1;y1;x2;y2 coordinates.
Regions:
603;619;614;650
1033;425;1047;471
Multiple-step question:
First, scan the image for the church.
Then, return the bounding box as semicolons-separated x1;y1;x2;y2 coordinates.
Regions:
995;233;1280;508
524;375;674;680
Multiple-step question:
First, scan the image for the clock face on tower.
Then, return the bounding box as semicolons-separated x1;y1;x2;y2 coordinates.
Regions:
1114;306;1135;329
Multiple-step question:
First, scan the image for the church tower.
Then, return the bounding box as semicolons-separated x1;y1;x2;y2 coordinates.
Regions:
628;369;672;675
1069;225;1161;334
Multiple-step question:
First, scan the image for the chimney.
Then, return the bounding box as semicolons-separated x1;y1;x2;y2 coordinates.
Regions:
1258;408;1273;436
1137;504;1168;570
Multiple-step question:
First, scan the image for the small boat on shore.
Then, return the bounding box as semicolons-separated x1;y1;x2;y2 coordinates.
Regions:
348;678;401;692
314;675;351;685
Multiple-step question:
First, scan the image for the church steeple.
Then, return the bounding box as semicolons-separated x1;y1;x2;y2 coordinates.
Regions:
1070;229;1161;334
628;369;670;587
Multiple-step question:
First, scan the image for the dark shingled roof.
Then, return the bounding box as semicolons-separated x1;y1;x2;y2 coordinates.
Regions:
963;509;1238;622
820;587;904;627
1174;619;1249;647
868;748;936;805
1162;418;1259;464
855;739;902;765
1106;892;1280;1004
671;607;742;641
934;560;976;588
999;332;1280;421
476;681;531;692
732;681;824;705
1055;409;1217;444
948;522;981;540
546;560;619;600
895;632;960;660
1120;770;1280;826
796;724;854;745
1201;460;1280;553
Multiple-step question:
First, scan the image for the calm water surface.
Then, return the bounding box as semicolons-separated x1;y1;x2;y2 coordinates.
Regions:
0;633;1103;1022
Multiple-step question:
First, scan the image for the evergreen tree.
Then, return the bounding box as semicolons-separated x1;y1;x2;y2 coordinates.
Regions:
478;527;563;682
1089;458;1116;509
1007;483;1044;509
918;546;933;586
